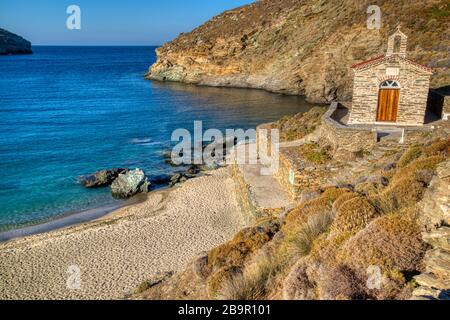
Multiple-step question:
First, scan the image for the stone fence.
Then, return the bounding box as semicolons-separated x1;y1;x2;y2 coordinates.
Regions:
321;102;435;156
321;102;377;155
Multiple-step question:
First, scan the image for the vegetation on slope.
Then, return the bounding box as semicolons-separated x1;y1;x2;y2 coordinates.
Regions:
133;135;449;300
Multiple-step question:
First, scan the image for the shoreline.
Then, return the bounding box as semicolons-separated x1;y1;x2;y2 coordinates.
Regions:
0;193;148;243
0;167;246;300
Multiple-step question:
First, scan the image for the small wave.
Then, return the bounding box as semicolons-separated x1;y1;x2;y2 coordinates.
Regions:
130;138;152;145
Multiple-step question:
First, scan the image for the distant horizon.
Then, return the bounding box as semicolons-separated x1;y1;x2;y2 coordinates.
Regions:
31;44;162;47
0;0;254;46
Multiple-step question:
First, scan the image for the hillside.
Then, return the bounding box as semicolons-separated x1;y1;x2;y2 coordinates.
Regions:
0;28;32;55
147;0;450;103
132;109;450;300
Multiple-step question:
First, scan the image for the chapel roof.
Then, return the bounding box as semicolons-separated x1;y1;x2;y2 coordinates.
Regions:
351;54;433;74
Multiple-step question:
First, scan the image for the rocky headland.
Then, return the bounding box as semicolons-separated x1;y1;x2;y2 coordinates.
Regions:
0;28;32;55
146;0;450;103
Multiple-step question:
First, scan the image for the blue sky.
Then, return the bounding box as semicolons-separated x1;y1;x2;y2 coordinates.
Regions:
0;0;254;45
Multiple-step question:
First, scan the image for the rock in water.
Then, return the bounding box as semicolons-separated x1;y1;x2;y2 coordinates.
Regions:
111;169;150;199
79;168;129;188
0;28;32;55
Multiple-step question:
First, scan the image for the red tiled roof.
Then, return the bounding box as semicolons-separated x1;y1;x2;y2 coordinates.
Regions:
403;57;434;73
351;54;433;73
351;55;385;69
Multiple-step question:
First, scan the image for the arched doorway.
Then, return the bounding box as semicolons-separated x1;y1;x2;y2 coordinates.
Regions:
377;80;400;122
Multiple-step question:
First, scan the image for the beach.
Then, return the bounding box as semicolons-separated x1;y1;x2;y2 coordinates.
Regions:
0;167;246;300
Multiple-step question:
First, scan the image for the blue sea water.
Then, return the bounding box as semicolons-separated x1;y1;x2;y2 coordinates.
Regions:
0;46;314;230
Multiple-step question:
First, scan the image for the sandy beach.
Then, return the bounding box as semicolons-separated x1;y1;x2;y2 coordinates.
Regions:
0;167;246;300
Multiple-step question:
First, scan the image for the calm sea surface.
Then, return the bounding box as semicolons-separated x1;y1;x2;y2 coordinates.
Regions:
0;46;314;230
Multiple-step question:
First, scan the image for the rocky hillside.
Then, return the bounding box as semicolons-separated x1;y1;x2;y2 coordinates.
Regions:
0;28;32;55
147;0;450;103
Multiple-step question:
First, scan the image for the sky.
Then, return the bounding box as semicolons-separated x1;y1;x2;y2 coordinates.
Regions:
0;0;255;45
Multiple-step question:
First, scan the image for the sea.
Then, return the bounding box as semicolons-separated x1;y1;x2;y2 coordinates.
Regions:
0;46;314;231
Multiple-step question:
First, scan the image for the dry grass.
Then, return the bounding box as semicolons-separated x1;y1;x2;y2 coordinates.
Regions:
207;266;242;299
272;107;326;142
285;187;350;226
284;211;334;257
298;143;332;165
422;138;450;157
204;219;280;277
397;144;422;168
332;192;359;214
218;252;287;300
210;138;449;301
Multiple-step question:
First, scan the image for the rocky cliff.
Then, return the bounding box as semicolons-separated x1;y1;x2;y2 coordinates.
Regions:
0;28;32;55
147;0;450;103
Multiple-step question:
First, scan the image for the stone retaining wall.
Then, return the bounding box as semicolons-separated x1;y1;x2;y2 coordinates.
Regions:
231;164;258;225
322;102;378;155
273;147;326;202
413;160;450;300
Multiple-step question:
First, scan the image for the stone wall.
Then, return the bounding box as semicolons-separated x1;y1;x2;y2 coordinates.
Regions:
322;102;435;156
413;160;450;300
350;56;432;126
272;146;330;203
231;164;259;224
322;103;378;155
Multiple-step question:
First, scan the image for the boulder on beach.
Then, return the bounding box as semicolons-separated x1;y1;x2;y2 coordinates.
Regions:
169;173;188;187
111;169;150;199
79;168;129;188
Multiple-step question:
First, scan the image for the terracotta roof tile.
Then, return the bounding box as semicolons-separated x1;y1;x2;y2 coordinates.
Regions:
351;55;385;69
351;54;433;74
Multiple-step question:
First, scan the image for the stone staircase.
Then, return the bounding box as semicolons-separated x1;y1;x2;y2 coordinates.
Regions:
412;160;450;300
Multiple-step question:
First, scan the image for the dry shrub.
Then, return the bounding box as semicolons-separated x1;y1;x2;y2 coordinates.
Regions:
273;107;326;142
207;266;242;299
284;211;334;257
422;138;450;157
336;210;428;298
372;155;445;214
284;199;329;227
317;264;369;300
309;232;353;266
391;155;444;186
205;219;280;277
218;252;286;300
373;177;426;214
397;144;422;168
321;187;352;202
355;182;384;197
332;192;359;214
282;259;316;300
284;188;350;227
331;197;378;234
